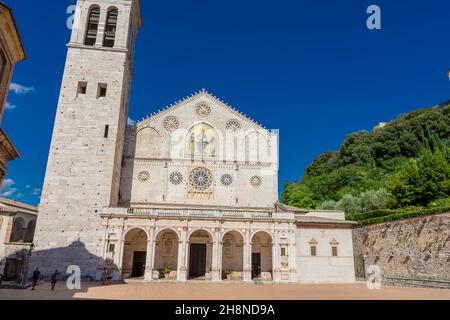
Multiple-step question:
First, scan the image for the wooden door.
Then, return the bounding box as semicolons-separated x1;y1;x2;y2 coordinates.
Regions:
189;244;207;277
252;252;262;278
132;251;147;277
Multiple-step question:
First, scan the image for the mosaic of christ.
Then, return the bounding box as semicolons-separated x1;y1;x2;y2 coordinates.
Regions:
187;123;217;158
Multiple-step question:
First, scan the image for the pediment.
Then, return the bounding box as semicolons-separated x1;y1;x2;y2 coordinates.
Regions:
133;89;269;133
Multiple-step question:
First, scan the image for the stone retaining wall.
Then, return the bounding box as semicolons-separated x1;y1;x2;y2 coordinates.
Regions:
352;212;450;289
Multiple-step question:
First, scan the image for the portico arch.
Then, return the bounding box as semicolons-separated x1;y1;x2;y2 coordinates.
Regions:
188;229;213;279
24;220;36;243
122;228;148;278
221;230;244;280
10;217;25;243
154;229;179;279
251;231;273;280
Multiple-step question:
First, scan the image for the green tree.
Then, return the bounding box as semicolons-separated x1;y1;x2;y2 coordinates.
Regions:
282;105;450;211
281;182;317;209
388;148;450;206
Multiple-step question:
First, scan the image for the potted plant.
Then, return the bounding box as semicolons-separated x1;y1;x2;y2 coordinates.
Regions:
163;268;172;279
224;270;233;280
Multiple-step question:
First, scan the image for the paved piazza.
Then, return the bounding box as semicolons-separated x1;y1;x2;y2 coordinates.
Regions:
0;282;449;300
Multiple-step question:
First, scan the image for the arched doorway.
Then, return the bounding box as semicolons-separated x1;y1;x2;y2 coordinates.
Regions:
188;230;213;279
221;231;244;280
154;229;179;280
122;228;148;278
251;231;273;280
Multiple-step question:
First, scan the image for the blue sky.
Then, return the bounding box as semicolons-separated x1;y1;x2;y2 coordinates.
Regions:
2;0;449;206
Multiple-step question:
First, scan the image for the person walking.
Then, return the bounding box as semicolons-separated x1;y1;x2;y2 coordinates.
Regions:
51;270;59;291
101;268;107;285
31;268;40;290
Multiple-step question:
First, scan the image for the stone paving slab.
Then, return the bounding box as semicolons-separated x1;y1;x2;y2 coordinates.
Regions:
0;281;449;300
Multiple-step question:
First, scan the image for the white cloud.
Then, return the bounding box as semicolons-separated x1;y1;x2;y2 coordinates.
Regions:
0;190;15;197
9;83;35;95
1;178;18;197
127;117;136;126
5;102;17;110
2;178;14;189
32;187;42;196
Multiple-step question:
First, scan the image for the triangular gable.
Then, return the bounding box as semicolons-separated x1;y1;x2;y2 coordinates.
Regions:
132;89;269;132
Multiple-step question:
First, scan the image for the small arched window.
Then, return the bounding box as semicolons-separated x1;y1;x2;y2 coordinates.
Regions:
84;6;101;46
103;8;118;47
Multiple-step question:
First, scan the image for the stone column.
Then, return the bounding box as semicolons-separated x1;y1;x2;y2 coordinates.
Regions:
243;229;252;282
96;224;110;281
101;226;108;260
177;226;188;282
115;225;125;280
288;229;297;282
212;228;222;282
95;9;107;47
144;226;155;281
272;231;280;282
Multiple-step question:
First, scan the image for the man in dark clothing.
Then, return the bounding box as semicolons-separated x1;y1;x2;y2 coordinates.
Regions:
51;270;59;291
31;268;40;290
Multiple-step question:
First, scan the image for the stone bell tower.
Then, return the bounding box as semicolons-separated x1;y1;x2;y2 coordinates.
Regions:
32;0;142;278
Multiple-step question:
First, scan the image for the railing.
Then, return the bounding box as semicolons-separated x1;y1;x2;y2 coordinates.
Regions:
103;207;294;220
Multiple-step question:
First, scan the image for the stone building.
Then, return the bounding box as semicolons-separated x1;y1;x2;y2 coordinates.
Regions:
0;2;25;188
32;0;356;283
0;197;37;281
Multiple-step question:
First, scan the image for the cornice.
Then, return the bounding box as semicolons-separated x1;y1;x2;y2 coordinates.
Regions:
126;157;275;168
0;3;26;61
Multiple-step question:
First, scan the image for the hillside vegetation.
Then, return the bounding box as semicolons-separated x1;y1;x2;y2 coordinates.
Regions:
282;103;450;223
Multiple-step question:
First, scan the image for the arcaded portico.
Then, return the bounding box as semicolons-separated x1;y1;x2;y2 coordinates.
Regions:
100;208;298;283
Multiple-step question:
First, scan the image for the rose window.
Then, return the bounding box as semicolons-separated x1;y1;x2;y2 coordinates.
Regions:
169;172;184;185
250;176;262;187
189;167;213;191
225;119;242;132
221;174;233;186
195;103;211;118
163;116;180;132
137;171;150;182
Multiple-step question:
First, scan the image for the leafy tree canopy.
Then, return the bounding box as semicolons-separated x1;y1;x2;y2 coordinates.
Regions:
283;105;450;213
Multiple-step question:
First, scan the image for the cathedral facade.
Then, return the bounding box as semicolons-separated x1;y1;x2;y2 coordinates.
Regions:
32;0;356;283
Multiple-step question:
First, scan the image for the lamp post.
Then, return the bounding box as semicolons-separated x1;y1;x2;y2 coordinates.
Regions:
21;243;35;287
